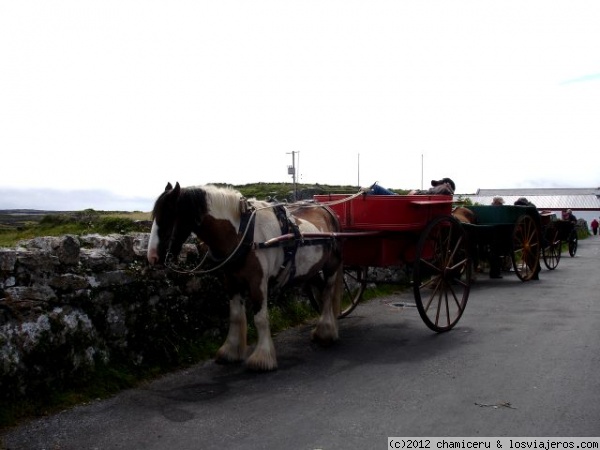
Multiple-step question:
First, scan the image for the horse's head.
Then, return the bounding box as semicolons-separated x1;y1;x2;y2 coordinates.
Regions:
147;182;199;266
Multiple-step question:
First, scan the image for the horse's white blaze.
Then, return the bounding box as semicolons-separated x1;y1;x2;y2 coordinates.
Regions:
147;219;160;265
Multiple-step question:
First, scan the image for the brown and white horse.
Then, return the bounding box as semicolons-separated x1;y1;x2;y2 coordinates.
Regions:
147;182;343;371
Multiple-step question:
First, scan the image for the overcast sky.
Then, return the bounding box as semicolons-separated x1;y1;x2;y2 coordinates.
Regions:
1;1;599;211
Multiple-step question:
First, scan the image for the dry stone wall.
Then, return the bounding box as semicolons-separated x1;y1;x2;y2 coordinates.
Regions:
0;234;229;401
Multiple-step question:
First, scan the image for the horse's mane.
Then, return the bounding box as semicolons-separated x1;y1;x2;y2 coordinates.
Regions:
152;183;248;223
194;184;244;219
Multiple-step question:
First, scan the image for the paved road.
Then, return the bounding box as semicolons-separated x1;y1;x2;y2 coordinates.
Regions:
3;238;600;449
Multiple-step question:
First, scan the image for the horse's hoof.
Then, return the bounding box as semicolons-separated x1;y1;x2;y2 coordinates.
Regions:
215;345;246;365
244;347;278;372
311;329;338;347
245;357;278;372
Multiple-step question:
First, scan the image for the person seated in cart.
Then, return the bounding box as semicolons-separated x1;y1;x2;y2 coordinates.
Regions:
514;197;536;207
409;177;455;195
562;209;577;225
364;177;455;196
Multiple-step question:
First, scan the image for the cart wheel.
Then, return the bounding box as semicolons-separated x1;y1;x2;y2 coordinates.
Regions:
306;266;367;318
511;215;540;281
542;225;561;270
568;229;578;257
413;215;471;332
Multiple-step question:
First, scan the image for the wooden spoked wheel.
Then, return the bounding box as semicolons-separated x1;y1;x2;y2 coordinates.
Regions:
542;225;562;270
307;266;367;318
413;215;471;332
511;215;540;281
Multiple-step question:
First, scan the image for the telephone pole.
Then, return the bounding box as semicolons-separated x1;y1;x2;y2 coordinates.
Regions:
357;153;360;188
421;153;424;190
286;151;298;200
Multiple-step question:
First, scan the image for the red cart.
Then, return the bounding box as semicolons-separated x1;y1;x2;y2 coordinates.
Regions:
308;192;472;332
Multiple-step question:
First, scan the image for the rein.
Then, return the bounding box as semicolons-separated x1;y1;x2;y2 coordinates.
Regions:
164;201;259;275
163;189;365;275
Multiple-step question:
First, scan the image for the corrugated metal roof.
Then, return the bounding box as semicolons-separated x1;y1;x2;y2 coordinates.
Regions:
475;187;600;196
455;187;600;211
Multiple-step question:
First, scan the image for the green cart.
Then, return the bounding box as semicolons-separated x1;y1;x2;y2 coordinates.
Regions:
462;205;541;281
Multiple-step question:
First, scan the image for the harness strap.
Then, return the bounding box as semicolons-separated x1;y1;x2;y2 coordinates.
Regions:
231;201;330;289
238;198;256;250
272;205;302;285
212;198;256;270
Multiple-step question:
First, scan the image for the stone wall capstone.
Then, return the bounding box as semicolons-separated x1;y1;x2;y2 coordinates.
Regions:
0;233;229;401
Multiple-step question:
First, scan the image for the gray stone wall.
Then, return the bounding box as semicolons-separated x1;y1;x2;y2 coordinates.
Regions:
0;234;228;401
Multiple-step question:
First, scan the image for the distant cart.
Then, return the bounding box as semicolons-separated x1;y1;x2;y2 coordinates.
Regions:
539;215;578;269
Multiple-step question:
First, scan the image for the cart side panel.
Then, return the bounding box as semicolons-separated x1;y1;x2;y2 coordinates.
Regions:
554;219;575;240
341;234;421;267
466;205;538;225
314;194;453;231
462;223;514;254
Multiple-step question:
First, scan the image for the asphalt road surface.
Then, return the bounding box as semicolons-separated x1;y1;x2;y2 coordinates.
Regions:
3;237;600;449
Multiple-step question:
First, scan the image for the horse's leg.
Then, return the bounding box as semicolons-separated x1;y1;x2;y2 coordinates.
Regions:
215;294;247;364
245;278;278;371
311;266;341;346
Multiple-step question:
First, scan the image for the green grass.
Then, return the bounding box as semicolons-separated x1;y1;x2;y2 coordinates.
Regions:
0;211;151;247
364;283;406;300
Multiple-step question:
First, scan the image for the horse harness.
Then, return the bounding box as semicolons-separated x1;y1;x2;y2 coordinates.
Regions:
235;198;334;287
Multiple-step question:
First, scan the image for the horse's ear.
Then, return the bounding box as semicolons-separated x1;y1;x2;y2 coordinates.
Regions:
174;182;181;196
165;182;173;191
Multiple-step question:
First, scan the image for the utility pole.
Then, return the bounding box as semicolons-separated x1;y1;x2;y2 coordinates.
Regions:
421;153;424;190
286;151;298;200
357;153;360;188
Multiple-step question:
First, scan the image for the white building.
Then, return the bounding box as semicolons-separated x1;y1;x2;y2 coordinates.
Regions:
455;187;600;229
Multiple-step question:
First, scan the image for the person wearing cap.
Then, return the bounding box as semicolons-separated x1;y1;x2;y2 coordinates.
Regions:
408;177;455;195
562;209;577;225
363;177;456;196
514;197;535;207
